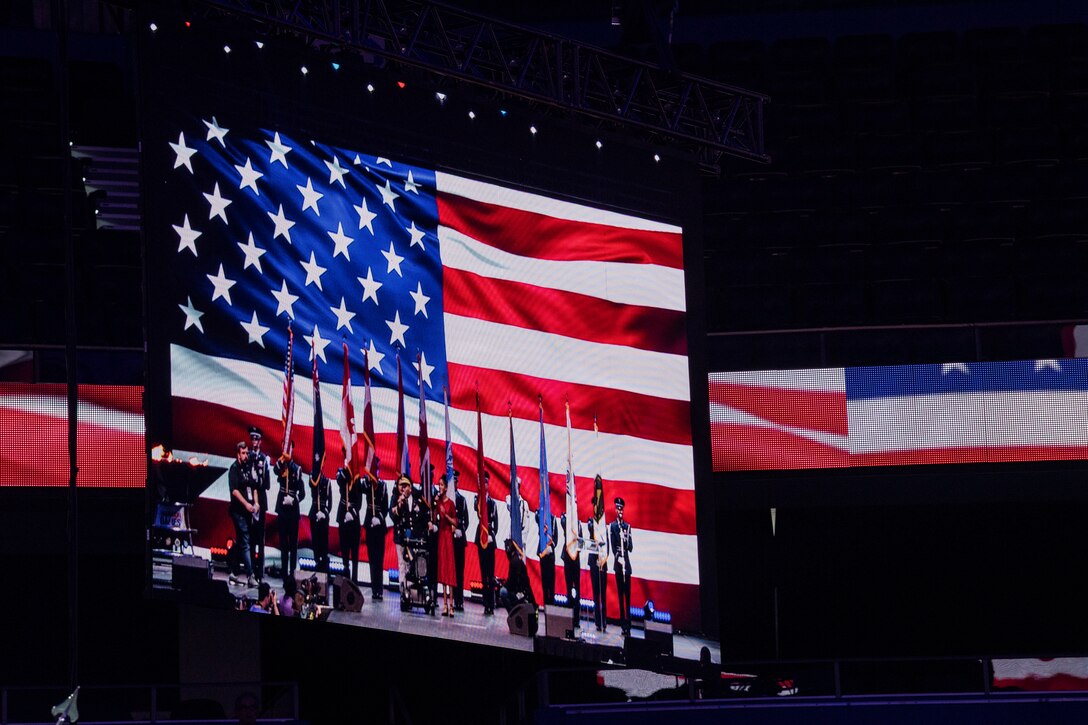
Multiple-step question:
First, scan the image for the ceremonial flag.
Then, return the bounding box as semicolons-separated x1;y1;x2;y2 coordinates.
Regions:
156;119;700;627
418;352;432;506
396;352;409;478
444;385;455;499
311;354;325;478
476;385;489;549
564;399;579;560
509;404;523;551
537;397;552;557
280;324;295;453
339;341;359;479
362;347;377;480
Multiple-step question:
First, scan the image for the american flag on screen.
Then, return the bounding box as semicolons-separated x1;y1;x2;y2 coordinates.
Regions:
710;358;1088;471
157;118;699;626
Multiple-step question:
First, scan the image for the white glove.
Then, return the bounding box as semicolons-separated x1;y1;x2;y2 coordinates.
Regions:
284;495;295;507
371;516;381;527
616;556;624;567
453;529;463;539
316;511;326;522
345;511;355;523
428;522;437;533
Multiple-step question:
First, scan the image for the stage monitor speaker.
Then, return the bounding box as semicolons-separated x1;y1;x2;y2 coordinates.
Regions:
172;555;211;589
508;602;538;637
644;620;674;656
544;606;573;638
335;576;364;612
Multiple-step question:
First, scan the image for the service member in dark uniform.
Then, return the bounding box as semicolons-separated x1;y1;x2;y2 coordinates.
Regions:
390;473;427;601
336;462;363;582
308;467;332;576
451;471;469;612
609;496;634;635
587;474;609;632
273;442;305;580
247;426;272;582
474;470;500;615
362;461;388;599
536;504;559;607
560;512;583;631
228;440;257;587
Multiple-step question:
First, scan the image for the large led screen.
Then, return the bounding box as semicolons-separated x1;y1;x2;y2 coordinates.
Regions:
711;358;1088;471
0;383;144;487
147;113;708;659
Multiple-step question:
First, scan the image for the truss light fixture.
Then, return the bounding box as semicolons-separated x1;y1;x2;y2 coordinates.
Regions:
396;80;406;89
654;153;661;162
595;139;603;149
301;65;309;75
223;44;231;54
529;125;537;135
435;91;447;104
366;82;375;93
255;40;264;49
149;22;158;32
331;61;341;71
467;110;476;120
499;109;508;117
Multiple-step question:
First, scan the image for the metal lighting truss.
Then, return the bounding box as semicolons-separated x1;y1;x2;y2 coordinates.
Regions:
196;0;770;169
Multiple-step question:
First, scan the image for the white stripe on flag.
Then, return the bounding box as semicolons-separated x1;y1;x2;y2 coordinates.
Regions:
709;368;846;392
444;314;691;402
709;401;849;449
171;345;695;489
438;225;687;312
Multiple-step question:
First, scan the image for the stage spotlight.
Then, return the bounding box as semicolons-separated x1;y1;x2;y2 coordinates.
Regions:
366;83;375;93
499;109;508;117
529;125;537;135
301;65;309;75
149;22;158;32
184;20;191;27
255;40;264;49
595;139;603;149
223;45;231;54
331;61;341;71
467;110;476;120
435;91;447;103
653;153;661;162
396;80;406;89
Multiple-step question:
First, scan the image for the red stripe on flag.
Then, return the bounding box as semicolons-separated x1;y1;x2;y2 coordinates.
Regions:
710;422;850;471
172;398;694;535
444;268;687;356
437;194;684;268
709;380;848;437
447;363;692;446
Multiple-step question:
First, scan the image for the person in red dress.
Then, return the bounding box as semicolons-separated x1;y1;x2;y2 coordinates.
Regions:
435;474;459;618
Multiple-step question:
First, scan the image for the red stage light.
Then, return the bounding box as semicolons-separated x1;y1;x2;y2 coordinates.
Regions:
184;20;191;27
396;81;406;89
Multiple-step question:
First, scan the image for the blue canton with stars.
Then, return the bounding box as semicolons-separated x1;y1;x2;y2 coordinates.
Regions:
163;118;447;398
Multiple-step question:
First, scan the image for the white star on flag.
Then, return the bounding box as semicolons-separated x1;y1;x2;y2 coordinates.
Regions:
325;156;349;187
173;214;201;256
409;282;431;317
241;311;270;347
941;363;970;375
378;179;399;211
330;297;356;333
178;296;205;332
354;197;377;233
203;116;229;146
297;177;324;216
385;310;409;347
376;157;393;167
169;132;197;172
305;324;331;363
268;204;296;243
1034;359;1062;372
406;221;426;249
266;131;293;167
381;241;405;276
300;251;327;290
235;157;263;195
364;339;385;373
203;182;232;223
404;170;419;194
413;350;434;387
272;279;299;319
358;267;382;306
207;263;237;305
328;222;354;260
237;232;266;272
